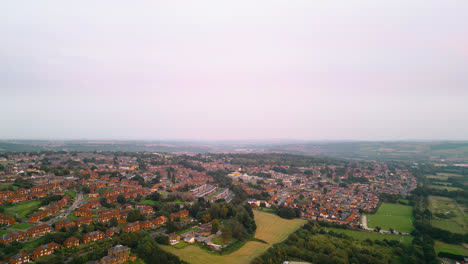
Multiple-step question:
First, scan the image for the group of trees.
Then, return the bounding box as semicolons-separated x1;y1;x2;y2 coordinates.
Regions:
277;206;300;219
252;221;424;264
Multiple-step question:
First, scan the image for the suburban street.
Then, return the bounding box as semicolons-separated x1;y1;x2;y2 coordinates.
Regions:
46;192;83;225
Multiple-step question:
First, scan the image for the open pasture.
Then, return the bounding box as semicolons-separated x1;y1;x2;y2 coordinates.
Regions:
429;196;467;234
324;227;413;245
366;203;414;233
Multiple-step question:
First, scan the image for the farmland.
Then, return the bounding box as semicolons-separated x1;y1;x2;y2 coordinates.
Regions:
365;203;414;233
161;210;306;264
426;173;463;181
429;196;467;234
434;240;468;256
323;227;413;245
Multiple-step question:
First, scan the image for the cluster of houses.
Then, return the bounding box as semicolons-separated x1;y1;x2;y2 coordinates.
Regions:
29;195;71;222
0;183;70;205
1;223;53;244
10;244;134;264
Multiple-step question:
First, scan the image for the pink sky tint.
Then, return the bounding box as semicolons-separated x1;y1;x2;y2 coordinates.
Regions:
0;0;467;140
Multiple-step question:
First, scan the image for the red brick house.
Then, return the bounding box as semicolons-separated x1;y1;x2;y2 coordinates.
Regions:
135;204;154;214
152;216;168;226
27;224;52;238
105;227;120;237
122;222;140;233
76;216;93;227
83;230;105;244
0;190;15;200
0;213;15;225
7;195;28;203
98;210;120;223
170;210;189;221
74;208;92;217
32;242;60;260
0;231;26;244
88;192;99;198
9;252;30;264
63;236;79;247
55;219;76;231
140;220;153;229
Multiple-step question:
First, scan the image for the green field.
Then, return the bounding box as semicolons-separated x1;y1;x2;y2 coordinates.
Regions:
426;173;462;180
10;223;33;230
366;203;414;233
140;200;157;205
65;190;76;198
430;185;464;191
429;196;467;234
0;229;12;236
161;210;306;264
324;227;413;245
0;182;19;191
67;212;78;220
434;240;468;256
4;200;42;219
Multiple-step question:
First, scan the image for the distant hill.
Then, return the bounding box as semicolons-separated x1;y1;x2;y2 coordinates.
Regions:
0;139;467;162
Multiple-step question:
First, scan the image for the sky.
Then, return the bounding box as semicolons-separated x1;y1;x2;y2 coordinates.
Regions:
1;0;467;141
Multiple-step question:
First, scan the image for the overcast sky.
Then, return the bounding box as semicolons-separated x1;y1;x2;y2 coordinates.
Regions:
1;0;467;141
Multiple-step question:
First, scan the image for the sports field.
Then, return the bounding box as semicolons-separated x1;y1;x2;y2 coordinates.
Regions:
429;196;467;234
161;210;306;264
366;203;414;233
324;227;413;245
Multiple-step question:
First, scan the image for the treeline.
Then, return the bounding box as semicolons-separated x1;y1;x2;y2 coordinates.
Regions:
252;221;424;264
211;153;336;167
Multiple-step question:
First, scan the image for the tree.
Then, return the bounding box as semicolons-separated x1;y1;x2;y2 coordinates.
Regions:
221;226;232;244
211;219;220;234
375;226;381;232
278;207;296;219
127;210;144;222
109;217;118;227
87;222;95;232
202;213;211;223
117;194;126;204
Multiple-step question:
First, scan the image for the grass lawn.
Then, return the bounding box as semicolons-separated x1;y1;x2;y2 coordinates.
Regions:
173;241;190;249
22;236;47;252
366;203;414;233
67;212;78;220
10;223;33;230
429;196;467;234
161;210;306;264
0;229;12;236
140;200;157;205
65;190;76;198
0;182;18;191
4;200;42;219
434;240;468;256
324;227;413;245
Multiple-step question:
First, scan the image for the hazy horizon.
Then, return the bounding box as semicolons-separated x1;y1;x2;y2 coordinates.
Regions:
2;1;468;141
